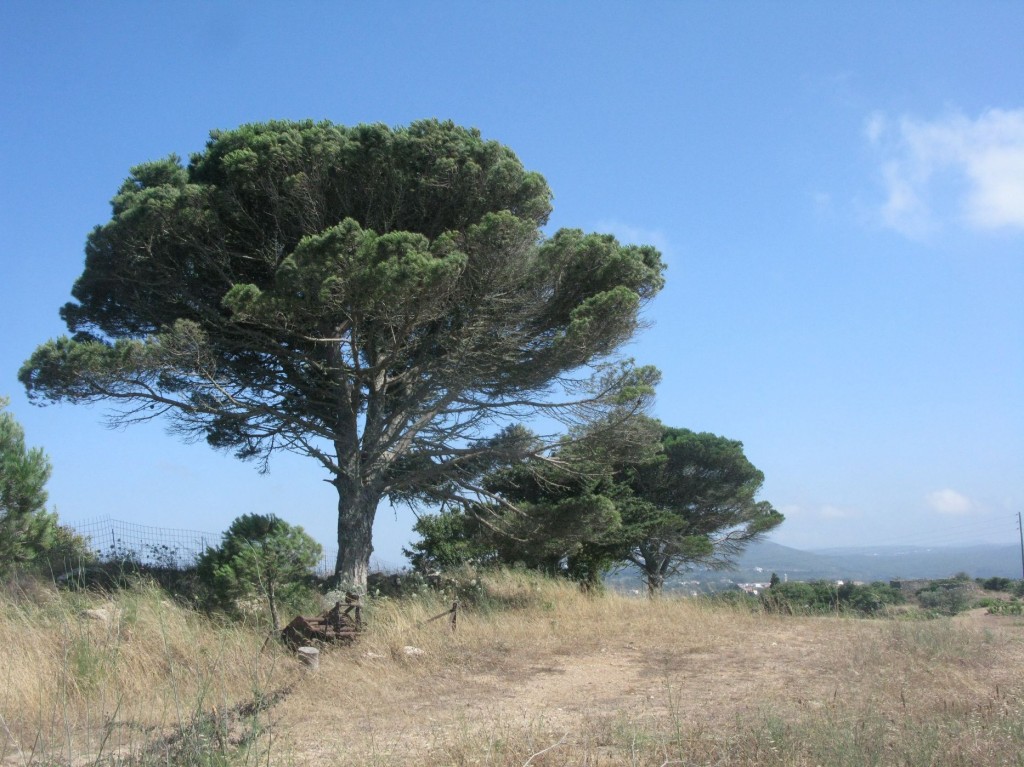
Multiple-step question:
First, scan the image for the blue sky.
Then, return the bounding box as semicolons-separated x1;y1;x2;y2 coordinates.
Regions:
1;2;1021;567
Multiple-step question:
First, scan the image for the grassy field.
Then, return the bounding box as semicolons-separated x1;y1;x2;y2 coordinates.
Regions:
1;570;1023;766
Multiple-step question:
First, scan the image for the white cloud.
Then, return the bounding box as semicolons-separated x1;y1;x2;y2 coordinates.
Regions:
778;503;805;518
867;108;1024;237
864;111;887;145
819;504;858;520
776;503;858;521
925;488;974;516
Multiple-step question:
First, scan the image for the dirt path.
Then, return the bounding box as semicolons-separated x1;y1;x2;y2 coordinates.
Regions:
270;611;1017;765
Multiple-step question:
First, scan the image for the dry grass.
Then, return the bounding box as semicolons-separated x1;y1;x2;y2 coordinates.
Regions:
0;577;297;766
2;569;1023;766
265;570;1024;766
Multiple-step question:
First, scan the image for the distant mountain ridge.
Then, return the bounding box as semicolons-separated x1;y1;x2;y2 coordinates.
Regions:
724;540;1022;583
607;540;1023;591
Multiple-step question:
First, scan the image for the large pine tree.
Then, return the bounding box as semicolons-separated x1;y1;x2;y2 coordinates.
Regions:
21;120;664;586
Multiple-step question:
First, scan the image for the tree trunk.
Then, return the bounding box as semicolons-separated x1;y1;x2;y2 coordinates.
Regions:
334;479;380;590
644;554;669;597
646;570;664;597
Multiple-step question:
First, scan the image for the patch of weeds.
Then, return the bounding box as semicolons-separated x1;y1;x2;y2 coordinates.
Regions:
883;620;987;665
727;713;789;766
66;634;110;694
126;684;292;767
986;601;1023;616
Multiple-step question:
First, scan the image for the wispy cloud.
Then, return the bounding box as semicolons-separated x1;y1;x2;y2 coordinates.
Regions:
819;504;859;520
779;503;859;521
866;108;1024;238
778;504;805;519
925;488;974;516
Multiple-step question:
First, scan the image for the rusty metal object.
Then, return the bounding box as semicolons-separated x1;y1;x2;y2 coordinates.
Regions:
281;593;362;648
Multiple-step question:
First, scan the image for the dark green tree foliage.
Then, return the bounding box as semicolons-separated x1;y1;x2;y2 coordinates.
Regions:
20;120;664;587
407;489;623;586
463;414;665;585
197;513;322;630
408;419;782;594
479;468;621;579
0;397;59;575
615;427;783;594
403;508;493;572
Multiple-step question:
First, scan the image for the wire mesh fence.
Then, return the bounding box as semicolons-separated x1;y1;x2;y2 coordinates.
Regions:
69;516;217;569
68;516;339;575
316;550;337;577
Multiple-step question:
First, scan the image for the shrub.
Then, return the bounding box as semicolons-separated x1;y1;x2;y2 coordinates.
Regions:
197;513;322;629
915;580;973;616
35;524;95;576
986;601;1024;616
762;581;835;614
839;581;904;614
403;508;494;573
980;576;1012;592
762;580;903;616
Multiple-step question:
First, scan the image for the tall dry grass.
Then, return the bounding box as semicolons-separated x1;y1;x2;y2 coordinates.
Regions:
269;569;1024;766
2;569;1023;766
0;576;296;766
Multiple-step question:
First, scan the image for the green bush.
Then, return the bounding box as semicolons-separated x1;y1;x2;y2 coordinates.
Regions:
403;508;494;573
762;581;836;614
980;576;1013;592
197;513;322;629
35;524;95;576
839;581;904;614
762;580;903;616
915;580;973;616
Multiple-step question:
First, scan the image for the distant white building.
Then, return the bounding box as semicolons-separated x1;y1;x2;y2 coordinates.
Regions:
737;582;771;595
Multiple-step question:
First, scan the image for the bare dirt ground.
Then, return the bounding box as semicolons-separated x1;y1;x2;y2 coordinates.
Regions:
268;605;1024;765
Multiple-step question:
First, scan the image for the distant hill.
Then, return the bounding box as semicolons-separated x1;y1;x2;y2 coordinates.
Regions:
729;540;1023;582
606;540;1023;592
